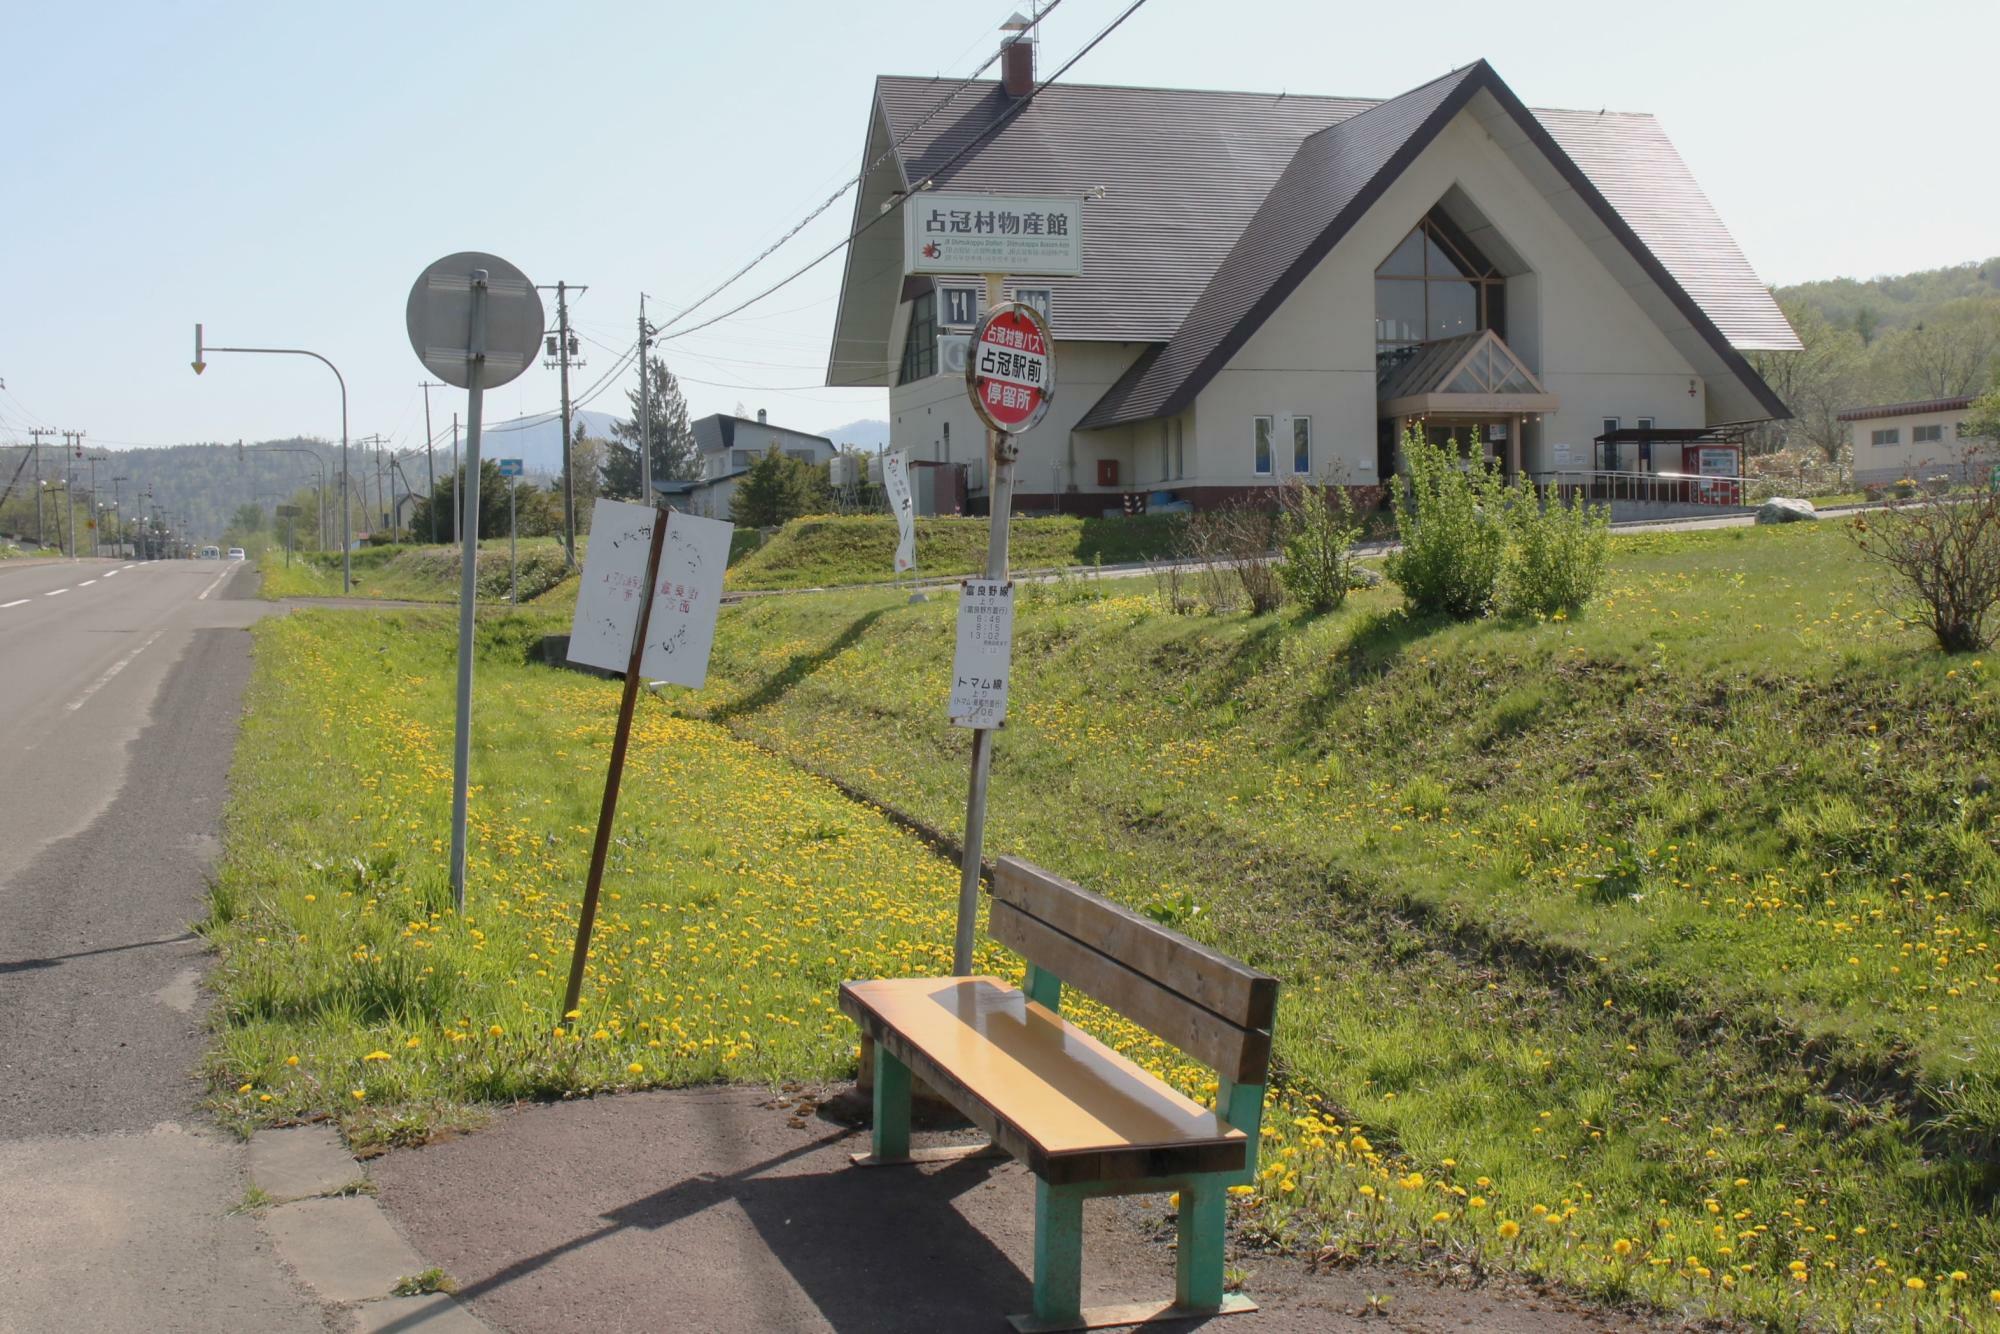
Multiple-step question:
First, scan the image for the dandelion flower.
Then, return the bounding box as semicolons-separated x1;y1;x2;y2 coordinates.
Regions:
1612;1239;1633;1256
627;1062;644;1075
363;1050;391;1062
351;1088;366;1101
1497;1220;1520;1240
1431;1211;1451;1223
1906;1277;1926;1291
285;1055;300;1067
488;1025;505;1038
236;1083;253;1094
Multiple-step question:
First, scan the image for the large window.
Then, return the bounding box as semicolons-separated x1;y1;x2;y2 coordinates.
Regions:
1375;212;1506;374
898;291;937;384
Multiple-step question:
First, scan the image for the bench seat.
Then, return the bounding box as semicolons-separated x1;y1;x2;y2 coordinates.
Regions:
840;976;1247;1187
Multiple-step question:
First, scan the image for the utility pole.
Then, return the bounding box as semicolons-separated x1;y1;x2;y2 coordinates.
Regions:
111;475;126;556
638;294;655;502
538;280;586;565
60;430;83;558
420;380;443;542
353;434;389;533
85;452;104;555
27;428;54;545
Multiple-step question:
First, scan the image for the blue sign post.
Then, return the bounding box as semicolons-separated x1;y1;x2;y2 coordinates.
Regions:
497;460;524;601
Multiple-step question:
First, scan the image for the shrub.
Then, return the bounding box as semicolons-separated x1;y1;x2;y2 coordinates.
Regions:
1500;477;1610;617
1278;477;1362;614
1385;428;1505;619
1850;483;2000;652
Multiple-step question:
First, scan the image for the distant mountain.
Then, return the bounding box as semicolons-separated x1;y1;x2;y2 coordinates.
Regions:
820;418;890;451
477;409;621;475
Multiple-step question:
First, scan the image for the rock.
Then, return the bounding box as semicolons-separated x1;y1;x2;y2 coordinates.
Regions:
1756;497;1818;524
1347;564;1384;588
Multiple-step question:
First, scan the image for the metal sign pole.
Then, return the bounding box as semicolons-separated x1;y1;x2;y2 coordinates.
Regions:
953;271;1016;976
448;271;490;912
563;508;670;1019
509;481;518;606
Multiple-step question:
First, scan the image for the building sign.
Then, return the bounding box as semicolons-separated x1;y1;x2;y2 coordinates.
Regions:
948;579;1014;729
967;302;1055;435
1013;287;1052;322
567;500;732;687
939;285;980;327
882;449;917;573
906;193;1084;277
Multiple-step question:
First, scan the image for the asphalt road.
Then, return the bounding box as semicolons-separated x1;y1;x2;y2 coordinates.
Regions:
0;557;329;1331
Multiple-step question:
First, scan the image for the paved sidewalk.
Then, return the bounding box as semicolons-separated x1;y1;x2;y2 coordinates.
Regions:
371;1086;1677;1333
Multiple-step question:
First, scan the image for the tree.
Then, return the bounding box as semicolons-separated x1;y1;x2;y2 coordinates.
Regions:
1962;387;2000;445
729;446;828;528
1746;301;1866;466
410;460;512;539
230;502;265;534
600;357;698;500
1878;299;2000;400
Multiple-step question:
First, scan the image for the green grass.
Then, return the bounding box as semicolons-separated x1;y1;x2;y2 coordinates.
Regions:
726;513;1196;590
258;540;578;603
682;520;2000;1328
208;519;2000;1327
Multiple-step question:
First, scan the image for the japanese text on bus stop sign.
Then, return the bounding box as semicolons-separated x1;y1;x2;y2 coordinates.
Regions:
948;579;1014;729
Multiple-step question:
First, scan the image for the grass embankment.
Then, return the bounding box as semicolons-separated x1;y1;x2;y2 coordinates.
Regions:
208;521;2000;1326
258;540;576;603
685;521;2000;1328
726;512;1192;590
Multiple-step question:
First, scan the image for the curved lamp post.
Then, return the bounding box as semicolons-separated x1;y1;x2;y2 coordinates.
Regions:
192;324;351;592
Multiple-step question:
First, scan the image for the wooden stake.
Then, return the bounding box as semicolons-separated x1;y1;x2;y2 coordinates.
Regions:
562;506;670;1020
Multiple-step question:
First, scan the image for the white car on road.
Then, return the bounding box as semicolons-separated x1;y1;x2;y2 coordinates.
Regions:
227;548;246;561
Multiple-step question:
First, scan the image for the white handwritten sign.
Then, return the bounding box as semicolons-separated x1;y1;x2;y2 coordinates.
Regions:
947;579;1014;729
567;499;731;687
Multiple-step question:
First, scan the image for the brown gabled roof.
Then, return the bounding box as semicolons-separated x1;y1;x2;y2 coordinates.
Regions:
858;68;1797;372
1076;62;1791;429
1836;395;1978;422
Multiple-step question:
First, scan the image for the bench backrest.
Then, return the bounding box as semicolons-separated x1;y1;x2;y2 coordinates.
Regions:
989;857;1278;1086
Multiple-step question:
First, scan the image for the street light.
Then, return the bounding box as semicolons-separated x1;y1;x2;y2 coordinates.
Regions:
191;323;352;592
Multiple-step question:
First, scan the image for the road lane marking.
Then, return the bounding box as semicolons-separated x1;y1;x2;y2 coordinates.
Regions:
45;588;68;596
79;579;97;587
121;564;136;570
66;630;165;713
196;568;230;601
103;570;117;578
1;599;26;609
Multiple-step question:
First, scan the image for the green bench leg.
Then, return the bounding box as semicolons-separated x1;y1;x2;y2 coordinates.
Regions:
1033;1178;1085;1325
871;1043;912;1162
1175;1176;1226;1310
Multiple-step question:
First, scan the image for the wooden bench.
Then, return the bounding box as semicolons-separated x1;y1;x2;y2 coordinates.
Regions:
839;856;1279;1332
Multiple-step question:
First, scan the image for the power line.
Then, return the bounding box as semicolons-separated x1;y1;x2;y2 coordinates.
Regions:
659;0;1151;345
655;1;1068;335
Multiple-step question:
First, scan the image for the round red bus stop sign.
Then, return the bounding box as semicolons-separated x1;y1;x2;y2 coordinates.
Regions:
966;302;1055;435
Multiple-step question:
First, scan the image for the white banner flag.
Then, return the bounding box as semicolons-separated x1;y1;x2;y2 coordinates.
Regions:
883;449;917;574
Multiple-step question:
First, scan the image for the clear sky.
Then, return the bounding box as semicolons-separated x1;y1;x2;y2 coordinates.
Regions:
4;0;1995;455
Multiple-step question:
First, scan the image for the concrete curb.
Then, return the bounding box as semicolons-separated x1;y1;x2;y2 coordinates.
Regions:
249;1126;492;1331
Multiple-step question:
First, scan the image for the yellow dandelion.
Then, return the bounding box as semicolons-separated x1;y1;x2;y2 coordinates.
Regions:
1498;1220;1520;1240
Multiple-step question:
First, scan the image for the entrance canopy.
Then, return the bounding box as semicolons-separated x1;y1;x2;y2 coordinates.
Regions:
1377;329;1558;418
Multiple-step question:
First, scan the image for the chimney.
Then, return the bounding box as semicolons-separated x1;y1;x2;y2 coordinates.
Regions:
1000;13;1034;98
757;408;767;424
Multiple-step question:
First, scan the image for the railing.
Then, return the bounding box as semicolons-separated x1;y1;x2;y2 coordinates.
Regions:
1532;468;1766;509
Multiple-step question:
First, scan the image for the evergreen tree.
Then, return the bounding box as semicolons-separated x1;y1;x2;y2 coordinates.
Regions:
729;446;828;528
411;460;512;539
601;357;697;499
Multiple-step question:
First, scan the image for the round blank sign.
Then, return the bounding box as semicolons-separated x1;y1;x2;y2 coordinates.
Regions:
405;252;545;390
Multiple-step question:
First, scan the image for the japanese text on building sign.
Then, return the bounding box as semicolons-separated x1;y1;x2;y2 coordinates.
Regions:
904;192;1084;277
948;579;1014;730
967;303;1054;435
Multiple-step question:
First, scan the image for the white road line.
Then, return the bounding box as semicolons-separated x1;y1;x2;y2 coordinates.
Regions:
196;568;230;601
121;564;136;570
79;579;97;587
103;570;117;578
1;599;26;609
66;630;165;713
45;588;67;597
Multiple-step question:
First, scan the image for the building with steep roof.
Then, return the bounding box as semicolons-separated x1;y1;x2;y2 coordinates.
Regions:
828;43;1797;512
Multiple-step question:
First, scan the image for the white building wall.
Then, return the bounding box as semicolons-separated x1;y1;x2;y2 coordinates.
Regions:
889;340;1148;508
1848;410;1992;485
1188;110;1706;485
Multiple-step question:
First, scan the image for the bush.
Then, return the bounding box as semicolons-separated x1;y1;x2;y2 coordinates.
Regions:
1500;477;1610;617
1385;429;1505;619
1850;486;2000;652
1278;478;1362;614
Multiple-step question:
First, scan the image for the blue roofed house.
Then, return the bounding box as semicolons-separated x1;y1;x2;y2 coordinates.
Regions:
826;38;1798;512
